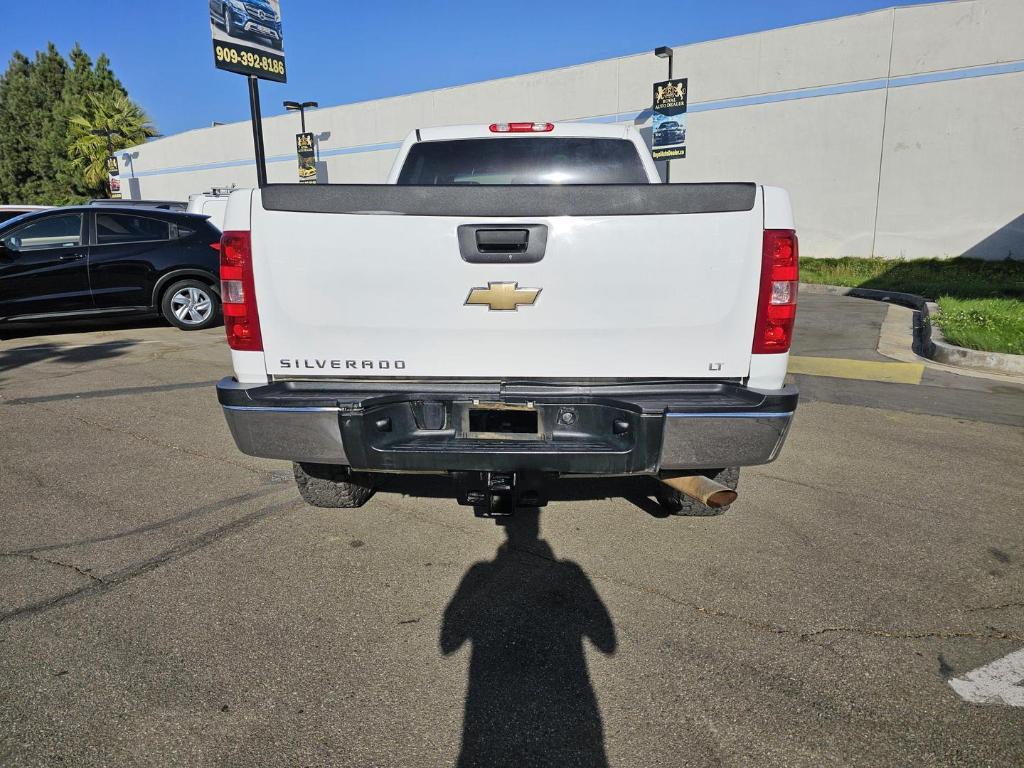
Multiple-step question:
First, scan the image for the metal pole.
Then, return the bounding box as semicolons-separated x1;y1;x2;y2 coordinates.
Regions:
665;53;673;185
247;75;268;187
299;107;306;134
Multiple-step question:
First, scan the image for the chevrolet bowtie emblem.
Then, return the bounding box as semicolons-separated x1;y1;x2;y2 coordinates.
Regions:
464;281;542;311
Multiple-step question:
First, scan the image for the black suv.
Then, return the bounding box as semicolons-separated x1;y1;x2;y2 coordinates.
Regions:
0;206;222;330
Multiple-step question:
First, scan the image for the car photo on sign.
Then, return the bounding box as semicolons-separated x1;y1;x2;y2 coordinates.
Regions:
209;0;284;55
298;156;316;179
652;113;686;148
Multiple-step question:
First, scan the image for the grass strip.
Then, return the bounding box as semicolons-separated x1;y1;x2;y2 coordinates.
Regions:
800;257;1024;355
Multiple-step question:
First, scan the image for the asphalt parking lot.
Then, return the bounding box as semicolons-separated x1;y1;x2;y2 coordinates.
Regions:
1;294;1022;767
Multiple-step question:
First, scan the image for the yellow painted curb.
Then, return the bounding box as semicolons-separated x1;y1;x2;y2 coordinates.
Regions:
788;355;925;385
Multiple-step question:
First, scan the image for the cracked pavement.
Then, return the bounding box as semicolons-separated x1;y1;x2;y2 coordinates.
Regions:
1;297;1022;767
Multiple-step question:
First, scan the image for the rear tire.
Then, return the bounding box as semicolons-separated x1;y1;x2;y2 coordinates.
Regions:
656;467;740;516
293;462;375;508
160;279;219;330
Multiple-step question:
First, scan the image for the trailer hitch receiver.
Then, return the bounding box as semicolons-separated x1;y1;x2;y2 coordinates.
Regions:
455;471;547;518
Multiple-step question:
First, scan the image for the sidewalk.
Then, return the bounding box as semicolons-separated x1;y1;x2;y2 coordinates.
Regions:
791;293;1024;427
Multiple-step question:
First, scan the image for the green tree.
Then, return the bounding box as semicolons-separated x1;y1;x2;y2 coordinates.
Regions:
0;42;155;203
0;43;70;202
67;91;156;191
0;51;34;204
57;45;134;200
0;45;68;204
23;44;69;203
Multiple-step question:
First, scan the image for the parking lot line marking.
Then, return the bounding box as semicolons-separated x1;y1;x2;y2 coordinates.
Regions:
788;355;925;385
949;648;1024;707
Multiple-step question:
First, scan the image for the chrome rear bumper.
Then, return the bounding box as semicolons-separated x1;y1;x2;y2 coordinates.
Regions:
218;378;796;473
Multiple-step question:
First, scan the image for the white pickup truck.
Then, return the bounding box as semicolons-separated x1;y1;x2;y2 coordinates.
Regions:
216;121;798;516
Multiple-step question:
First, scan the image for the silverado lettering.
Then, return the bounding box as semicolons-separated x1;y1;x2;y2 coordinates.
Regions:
278;359;407;370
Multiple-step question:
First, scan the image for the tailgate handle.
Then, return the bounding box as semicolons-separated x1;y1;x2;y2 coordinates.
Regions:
477;229;528;252
457;224;547;264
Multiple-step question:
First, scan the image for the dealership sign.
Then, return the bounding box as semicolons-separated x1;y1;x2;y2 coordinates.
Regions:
651;78;687;160
296;132;317;184
106;155;121;199
210;0;286;82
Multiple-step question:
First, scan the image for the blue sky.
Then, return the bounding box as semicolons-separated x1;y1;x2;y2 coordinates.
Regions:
1;0;937;137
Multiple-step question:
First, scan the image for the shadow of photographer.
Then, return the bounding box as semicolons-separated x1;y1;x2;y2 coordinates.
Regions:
440;508;616;767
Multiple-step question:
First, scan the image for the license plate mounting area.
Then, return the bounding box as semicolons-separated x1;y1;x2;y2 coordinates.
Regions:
459;401;543;441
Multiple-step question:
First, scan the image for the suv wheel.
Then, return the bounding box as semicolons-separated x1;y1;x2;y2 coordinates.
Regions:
161;279;220;331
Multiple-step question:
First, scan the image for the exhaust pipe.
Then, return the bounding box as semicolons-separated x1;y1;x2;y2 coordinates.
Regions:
660;474;738;508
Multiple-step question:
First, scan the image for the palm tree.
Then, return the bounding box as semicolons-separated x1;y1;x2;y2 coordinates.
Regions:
67;92;157;192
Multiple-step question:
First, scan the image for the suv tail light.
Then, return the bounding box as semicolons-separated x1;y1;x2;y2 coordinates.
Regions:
752;229;799;354
219;230;262;351
489;122;554;133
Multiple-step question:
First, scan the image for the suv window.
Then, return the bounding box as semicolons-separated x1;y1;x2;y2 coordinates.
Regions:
0;211;31;226
95;213;171;244
3;214;82;251
396;138;649;185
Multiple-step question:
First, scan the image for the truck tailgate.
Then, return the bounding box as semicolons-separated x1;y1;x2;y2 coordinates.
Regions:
250;184;764;380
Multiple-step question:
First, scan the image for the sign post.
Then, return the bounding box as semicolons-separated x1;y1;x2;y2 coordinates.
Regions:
210;0;287;186
247;77;269;187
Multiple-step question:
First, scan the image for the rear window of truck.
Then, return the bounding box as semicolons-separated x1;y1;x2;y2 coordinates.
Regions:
396;138;649;185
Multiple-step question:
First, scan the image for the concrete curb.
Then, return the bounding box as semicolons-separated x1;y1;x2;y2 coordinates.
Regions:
799;283;1024;377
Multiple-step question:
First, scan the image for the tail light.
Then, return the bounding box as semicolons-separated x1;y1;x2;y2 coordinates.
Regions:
489;122;554;133
752;229;799;354
219;230;262;351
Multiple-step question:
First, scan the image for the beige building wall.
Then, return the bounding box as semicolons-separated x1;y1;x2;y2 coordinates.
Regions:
123;0;1024;259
